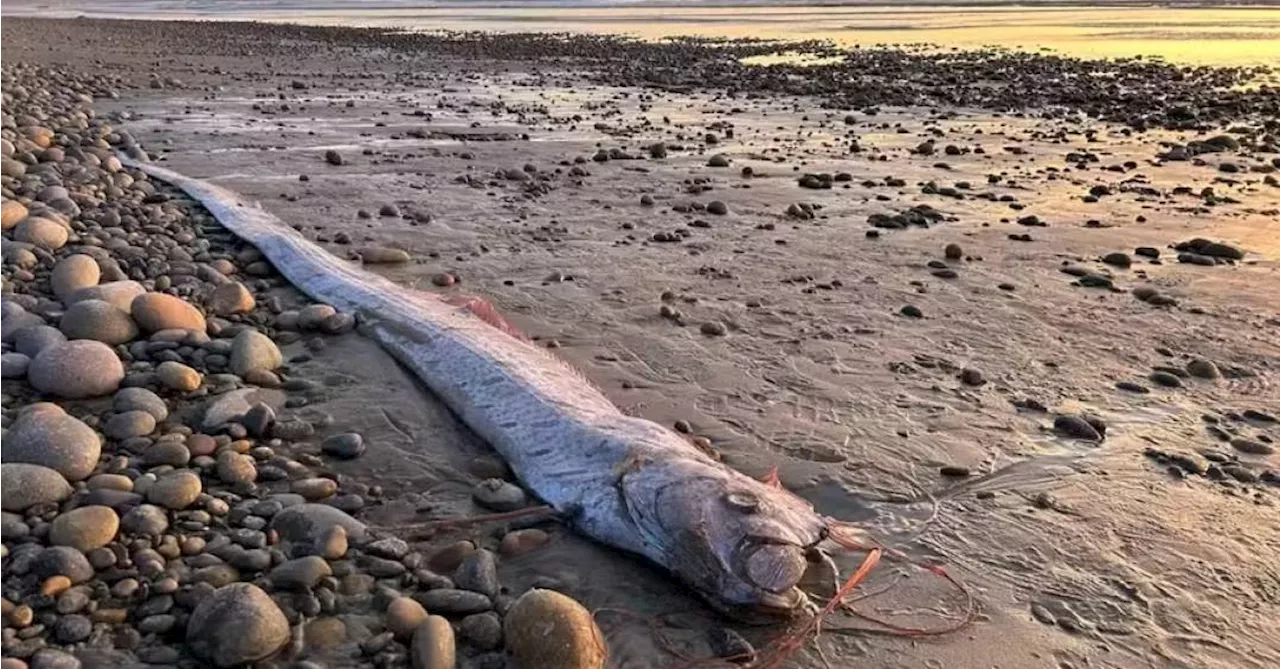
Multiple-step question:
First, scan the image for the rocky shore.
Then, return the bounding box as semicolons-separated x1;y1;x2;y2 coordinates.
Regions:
3;15;1280;669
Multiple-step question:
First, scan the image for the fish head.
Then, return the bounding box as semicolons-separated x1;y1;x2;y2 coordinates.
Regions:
621;457;829;620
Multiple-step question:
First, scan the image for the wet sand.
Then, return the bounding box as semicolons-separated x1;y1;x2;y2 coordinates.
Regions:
4;15;1280;669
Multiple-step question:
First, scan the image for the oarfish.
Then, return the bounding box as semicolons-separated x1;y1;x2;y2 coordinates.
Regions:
123;157;841;619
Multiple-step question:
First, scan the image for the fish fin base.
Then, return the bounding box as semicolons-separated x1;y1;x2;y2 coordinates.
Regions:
445;295;528;341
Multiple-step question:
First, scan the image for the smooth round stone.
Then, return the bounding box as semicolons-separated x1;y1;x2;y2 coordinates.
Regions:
453;549;499;598
386;597;429;639
103;410;157;440
1;352;30;378
48;506;119;552
297;304;337;330
503;589;607;669
28;339;124;399
67;280;145;313
186;583;290;668
14;216;68;249
13;325;65;357
1186;358;1221;379
120;504;169;536
3;512;32;538
459;612;503;651
292;478;337;500
156;360;202;392
3;411;102;481
30;648;80;669
269;504;368;557
499;529;551;557
54;615;93;644
229;329;282;377
1;463;72;512
269;556;332;590
415;589;492;615
147;470;202;510
216;450;257;484
1;199;28;230
34;546;95;583
142;441;191;468
360;247;412;264
58;299;138;345
87;474;133;491
51;255;100;301
113;387;169;422
320;433;365;459
472;478;526;511
131;293;206;333
410;616;456;669
208;282;255;316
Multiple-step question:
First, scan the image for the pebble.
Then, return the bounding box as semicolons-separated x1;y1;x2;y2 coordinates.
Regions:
229;329;283;377
959;368;986;386
944;243;963;260
1;464;72;512
50;254;100;301
700;321;728;336
186;583;291;668
113;387;169;421
1;199;28;229
1149;371;1183;388
361;247;412;264
216;450;258;484
410;616;456;669
1186;358;1221;379
453;549;500;598
459;612;503;651
1;352;30;378
416;589;492;615
54;615;92;644
503;589;607;669
131;292;207;333
3;411;101;481
293;477;338;500
14;216;69;249
146;470;202;509
30;649;80;669
385;597;429;638
13;325;65;358
48;506;119;552
472;478;526;511
66;280;146;313
901;305;923;318
1054;415;1102;441
103;410;156;440
321;432;366;459
28;339;124;399
208;282;256;315
157;360;203;391
270;556;333;590
270;503;368;557
33;546;94;584
1231;438;1275;456
500;528;551;556
430;541;477;573
120;504;169;536
58;299;138;345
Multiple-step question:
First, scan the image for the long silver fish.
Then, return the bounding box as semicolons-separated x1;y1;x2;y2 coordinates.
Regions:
124;158;839;619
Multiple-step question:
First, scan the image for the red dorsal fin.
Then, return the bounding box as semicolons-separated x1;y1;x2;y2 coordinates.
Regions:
760;464;782;489
445;295;528;341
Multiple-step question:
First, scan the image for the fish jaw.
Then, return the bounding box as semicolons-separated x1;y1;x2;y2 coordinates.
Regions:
617;452;828;617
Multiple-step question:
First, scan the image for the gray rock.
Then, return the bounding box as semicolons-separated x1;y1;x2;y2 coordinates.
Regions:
2;352;31;378
202;388;286;431
48;506;119;552
28;339;124;399
12;324;65;357
120;504;169;536
269;556;332;590
34;546;95;583
142;441;191;468
186;583;290;667
229;329;282;377
321;432;365;459
54;614;92;643
146;470;202;510
270;503;368;557
472;478;526;511
415;589;492;615
458;612;503;651
51;254;101;301
103;410;157;440
112;387;169;422
453;549;499;599
30;648;82;669
3;412;102;481
66;280;145;313
410;616;456;669
215;450;257;484
1;463;73;512
59;299;138;345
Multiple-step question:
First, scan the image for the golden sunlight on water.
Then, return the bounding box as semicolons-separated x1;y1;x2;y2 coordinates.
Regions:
236;6;1280;68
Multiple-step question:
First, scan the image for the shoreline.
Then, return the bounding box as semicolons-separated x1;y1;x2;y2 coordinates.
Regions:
4;14;1280;669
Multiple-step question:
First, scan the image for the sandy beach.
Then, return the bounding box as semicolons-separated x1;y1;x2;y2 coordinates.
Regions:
2;10;1279;669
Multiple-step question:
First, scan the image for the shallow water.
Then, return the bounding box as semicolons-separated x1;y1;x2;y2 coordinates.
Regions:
5;1;1280;67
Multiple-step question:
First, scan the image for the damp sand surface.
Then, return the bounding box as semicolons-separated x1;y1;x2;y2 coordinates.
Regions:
5;16;1280;669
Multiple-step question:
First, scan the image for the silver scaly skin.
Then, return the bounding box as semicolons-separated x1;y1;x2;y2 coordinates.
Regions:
124;157;833;619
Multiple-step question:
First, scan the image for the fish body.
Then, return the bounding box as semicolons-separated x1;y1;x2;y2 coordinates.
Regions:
125;158;829;617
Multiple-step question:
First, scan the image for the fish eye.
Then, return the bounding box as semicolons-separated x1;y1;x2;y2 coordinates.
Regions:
724;491;760;512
